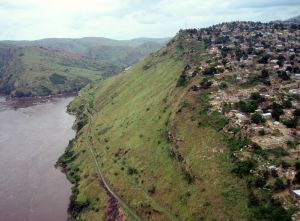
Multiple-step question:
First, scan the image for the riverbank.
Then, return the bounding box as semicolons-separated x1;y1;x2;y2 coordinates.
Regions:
0;92;77;110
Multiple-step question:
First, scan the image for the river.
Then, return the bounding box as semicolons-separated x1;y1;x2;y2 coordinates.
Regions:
0;96;75;221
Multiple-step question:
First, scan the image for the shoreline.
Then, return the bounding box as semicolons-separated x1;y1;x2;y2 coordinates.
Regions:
0;92;77;109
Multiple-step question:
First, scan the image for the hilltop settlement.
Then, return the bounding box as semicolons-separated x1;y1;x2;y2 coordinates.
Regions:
177;21;300;220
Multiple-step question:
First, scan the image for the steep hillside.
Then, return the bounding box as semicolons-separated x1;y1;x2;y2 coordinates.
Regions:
58;32;257;221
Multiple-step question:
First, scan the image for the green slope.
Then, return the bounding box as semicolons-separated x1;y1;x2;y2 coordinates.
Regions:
58;35;252;221
0;44;102;97
0;37;169;97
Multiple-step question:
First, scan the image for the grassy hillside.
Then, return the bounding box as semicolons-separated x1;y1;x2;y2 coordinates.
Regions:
0;44;102;97
58;34;253;221
0;37;169;97
1;37;169;76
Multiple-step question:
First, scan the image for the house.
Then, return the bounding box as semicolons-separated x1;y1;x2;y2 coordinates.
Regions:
289;89;300;96
289;189;300;201
262;113;272;120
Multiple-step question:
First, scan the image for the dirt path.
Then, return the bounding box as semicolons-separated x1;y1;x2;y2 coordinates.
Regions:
86;114;143;221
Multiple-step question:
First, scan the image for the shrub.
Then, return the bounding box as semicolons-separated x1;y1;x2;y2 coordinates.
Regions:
283;118;298;128
226;136;251;151
266;147;289;157
296;171;300;183
199;111;228;131
198;93;210;115
250;92;265;103
251;113;266;124
50;73;66;84
183;171;195;184
238;101;257;113
176;74;188;87
127;167;138;175
274;178;285;191
200;78;212;89
232;159;257;177
278;71;290;81
261;69;270;78
281;161;291;169
271;103;284;120
282;100;292;108
293;108;300;117
254;177;267;188
258;129;266;136
219;82;228;89
203;66;217;75
148;185;156;194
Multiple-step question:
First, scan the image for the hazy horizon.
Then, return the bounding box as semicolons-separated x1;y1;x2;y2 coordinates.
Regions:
0;0;300;40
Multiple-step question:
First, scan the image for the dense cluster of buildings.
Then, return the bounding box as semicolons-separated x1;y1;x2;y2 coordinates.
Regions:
181;21;300;219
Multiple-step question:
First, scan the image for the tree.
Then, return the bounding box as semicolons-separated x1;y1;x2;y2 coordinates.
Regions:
295;171;300;183
283;118;298;128
261;69;269;78
274;178;285;191
271;102;284;121
282;100;292;108
293;109;300;117
200;78;212;89
176;74;188;87
250;92;265;103
251;113;266;124
278;71;290;81
238;101;257;113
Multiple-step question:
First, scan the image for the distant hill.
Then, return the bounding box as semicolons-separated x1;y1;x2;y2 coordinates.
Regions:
0;44;102;97
285;15;300;23
274;14;300;24
0;37;170;63
0;37;170;97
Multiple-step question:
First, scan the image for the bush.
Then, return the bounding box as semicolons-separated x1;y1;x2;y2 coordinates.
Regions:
176;74;188;87
295;161;300;170
198;111;228;131
254;177;267;188
271;103;284;121
198;93;210;115
200;78;212;89
183;171;195;184
203;66;217;75
274;178;285;191
148;185;156;194
295;171;300;183
281;161;291;169
261;69;270;78
226;136;251;151
127;167;138;175
250;92;265;103
278;71;290;81
283;118;298;128
232;159;257;177
238;101;257;113
50;73;66;84
266;147;289;157
251;113;266;124
293;109;300;117
282;100;292;108
219;82;228;89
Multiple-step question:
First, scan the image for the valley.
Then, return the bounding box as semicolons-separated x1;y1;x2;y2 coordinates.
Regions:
57;20;300;221
0;38;168;97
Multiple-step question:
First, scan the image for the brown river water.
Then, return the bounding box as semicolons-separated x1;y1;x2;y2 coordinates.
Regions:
0;96;75;221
